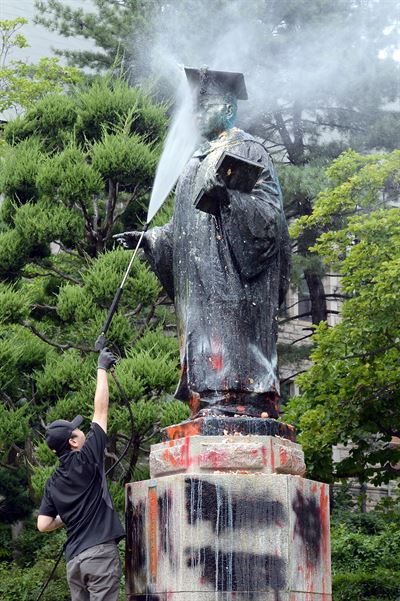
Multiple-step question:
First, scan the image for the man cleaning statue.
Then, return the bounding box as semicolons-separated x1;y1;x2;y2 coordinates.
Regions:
114;67;290;419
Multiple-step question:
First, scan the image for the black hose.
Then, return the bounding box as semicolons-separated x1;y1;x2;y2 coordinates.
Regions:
35;547;64;601
105;369;137;477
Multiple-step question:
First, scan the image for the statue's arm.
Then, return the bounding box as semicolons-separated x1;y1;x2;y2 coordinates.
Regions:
221;141;288;281
144;222;174;300
114;222;175;300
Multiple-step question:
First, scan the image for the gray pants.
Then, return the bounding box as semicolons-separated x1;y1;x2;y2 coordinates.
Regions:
66;541;121;601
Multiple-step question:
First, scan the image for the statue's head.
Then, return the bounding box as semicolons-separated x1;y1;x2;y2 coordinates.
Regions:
185;67;247;141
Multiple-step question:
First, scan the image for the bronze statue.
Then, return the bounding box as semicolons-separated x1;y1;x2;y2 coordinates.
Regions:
114;67;290;419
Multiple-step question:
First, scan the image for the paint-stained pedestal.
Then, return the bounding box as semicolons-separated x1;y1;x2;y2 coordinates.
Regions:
125;418;331;601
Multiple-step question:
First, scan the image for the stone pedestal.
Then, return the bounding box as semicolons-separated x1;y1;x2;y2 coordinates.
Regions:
125;418;331;601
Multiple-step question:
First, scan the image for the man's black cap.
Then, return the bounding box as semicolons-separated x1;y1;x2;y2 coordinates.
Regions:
45;415;84;457
184;67;248;100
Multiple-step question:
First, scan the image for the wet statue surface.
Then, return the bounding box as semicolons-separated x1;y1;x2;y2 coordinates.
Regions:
115;68;290;419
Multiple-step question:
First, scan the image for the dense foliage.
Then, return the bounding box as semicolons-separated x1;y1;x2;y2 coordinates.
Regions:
331;494;400;601
34;0;157;77
0;75;189;576
34;0;400;334
0;18;81;113
1;2;399;597
286;150;400;484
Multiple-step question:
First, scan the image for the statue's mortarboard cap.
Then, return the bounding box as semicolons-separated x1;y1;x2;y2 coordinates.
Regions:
184;67;248;101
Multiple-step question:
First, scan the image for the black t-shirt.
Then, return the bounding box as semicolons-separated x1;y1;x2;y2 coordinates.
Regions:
39;422;125;562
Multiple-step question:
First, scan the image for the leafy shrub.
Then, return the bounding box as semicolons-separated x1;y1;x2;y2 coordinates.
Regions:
333;570;400;600
331;503;400;600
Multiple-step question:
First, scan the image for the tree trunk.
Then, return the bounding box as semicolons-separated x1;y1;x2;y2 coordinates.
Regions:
265;105;329;327
304;268;328;323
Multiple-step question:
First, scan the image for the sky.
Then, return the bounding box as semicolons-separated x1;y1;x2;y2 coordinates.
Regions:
0;0;95;63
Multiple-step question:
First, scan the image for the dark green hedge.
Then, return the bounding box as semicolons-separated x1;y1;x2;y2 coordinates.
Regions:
333;569;400;600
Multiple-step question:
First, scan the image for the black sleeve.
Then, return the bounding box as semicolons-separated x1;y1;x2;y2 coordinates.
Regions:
142;222;174;300
79;422;108;464
38;481;57;518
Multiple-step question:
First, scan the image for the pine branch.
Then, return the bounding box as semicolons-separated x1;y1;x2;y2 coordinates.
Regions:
104;178;118;237
301;117;366;132
112;184;143;223
124;303;143;318
74;199;97;245
54;241;81;258
132;303;157;342
140;426;161;445
0;391;15;408
0;462;18;471
23;321;94;353
31;303;58;313
92;195;99;236
32;261;83;286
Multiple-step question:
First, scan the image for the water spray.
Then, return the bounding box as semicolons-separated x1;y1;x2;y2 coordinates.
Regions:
95;76;197;351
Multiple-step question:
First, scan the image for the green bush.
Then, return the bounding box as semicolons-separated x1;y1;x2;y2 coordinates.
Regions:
0;522;126;601
333;570;400;600
0;529;69;601
0;523;12;561
331;503;400;600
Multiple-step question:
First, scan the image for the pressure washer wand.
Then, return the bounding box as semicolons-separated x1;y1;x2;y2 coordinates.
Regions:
95;223;148;352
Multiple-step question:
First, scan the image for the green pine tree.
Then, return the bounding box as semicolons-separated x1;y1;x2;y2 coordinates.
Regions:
0;74;188;513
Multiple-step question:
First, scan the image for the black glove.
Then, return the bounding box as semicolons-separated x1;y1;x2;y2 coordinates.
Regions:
113;230;144;250
97;348;117;371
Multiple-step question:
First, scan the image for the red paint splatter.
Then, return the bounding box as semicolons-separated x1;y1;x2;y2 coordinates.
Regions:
199;449;229;468
279;447;288;465
210;338;223;371
320;484;331;576
162;448;178;467
261;445;268;465
270;438;275;472
166;420;201;440
179;436;191;469
211;353;223;370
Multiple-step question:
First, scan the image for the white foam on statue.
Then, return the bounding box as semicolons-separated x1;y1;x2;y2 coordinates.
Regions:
147;79;198;224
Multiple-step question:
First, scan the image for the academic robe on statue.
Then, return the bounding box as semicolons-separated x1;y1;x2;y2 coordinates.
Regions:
143;127;290;417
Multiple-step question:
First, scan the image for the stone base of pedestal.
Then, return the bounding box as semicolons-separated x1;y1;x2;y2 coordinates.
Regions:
150;434;306;477
125;473;331;600
126;419;331;600
128;594;331;600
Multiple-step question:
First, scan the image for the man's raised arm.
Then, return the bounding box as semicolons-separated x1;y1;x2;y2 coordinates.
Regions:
92;348;116;433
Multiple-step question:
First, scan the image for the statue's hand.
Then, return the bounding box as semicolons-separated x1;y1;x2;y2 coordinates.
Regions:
203;170;224;194
202;172;229;206
112;230;144;250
